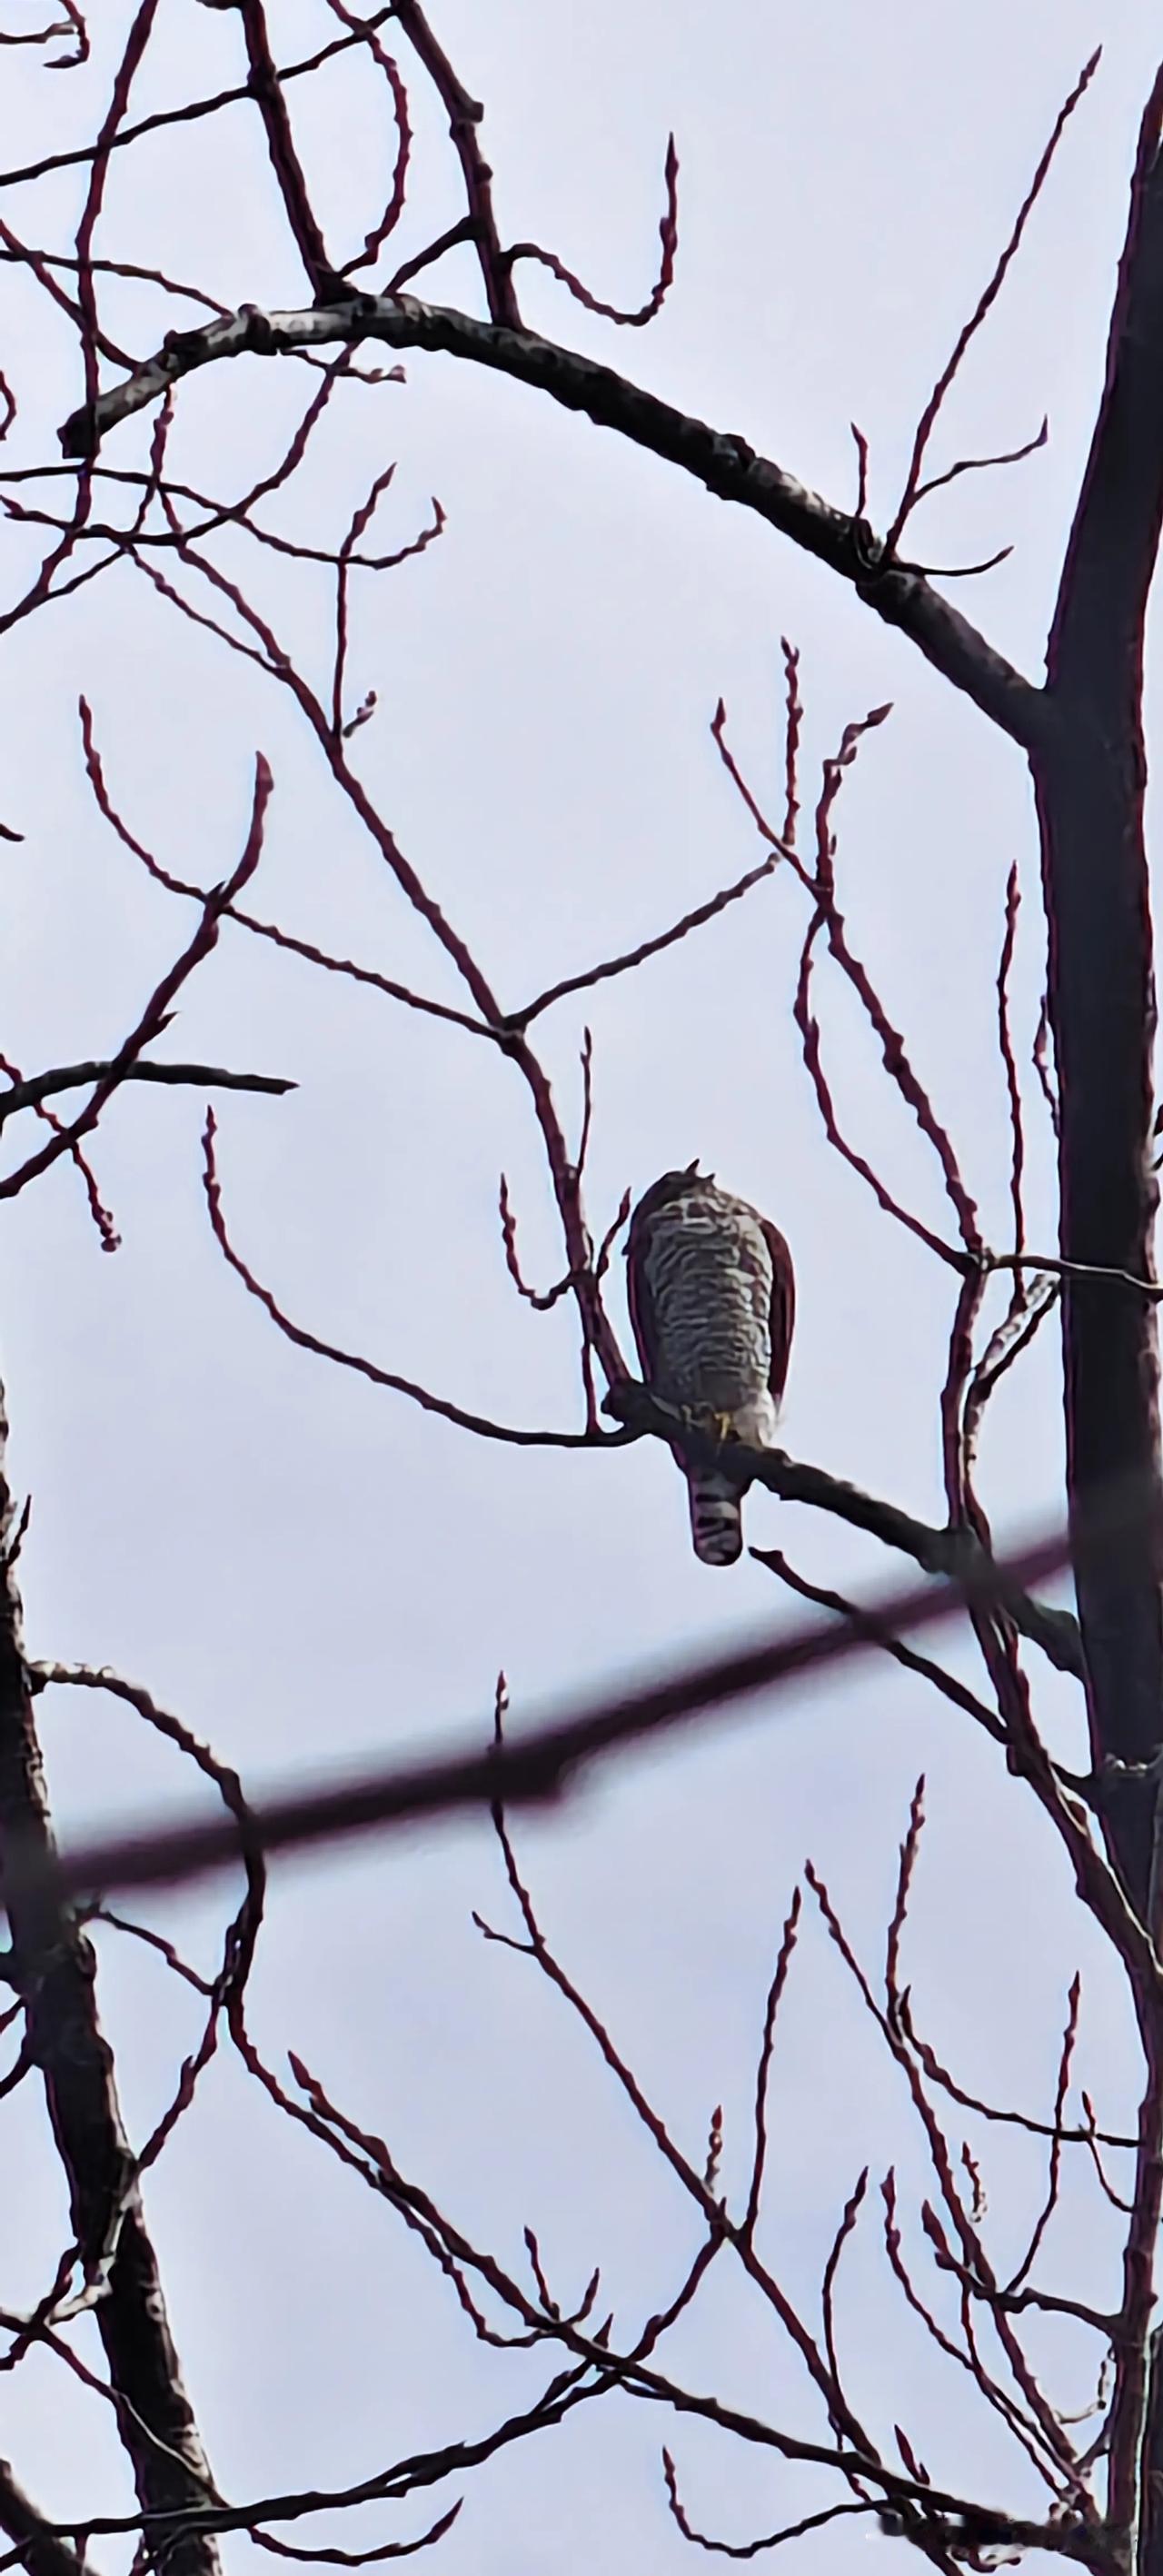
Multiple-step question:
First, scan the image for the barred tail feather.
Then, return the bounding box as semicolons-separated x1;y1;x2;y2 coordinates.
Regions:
687;1473;743;1567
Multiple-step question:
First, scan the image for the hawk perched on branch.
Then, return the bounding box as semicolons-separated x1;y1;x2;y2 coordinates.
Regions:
626;1164;795;1566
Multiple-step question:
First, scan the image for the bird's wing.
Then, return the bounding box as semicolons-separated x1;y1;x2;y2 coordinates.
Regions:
760;1218;796;1406
626;1208;661;1385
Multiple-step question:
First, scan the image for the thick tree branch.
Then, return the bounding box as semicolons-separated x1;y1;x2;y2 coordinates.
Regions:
389;1;520;325
0;1059;293;1123
232;1;344;300
0;2464;84;2576
57;298;1047;744
604;1383;1083;1677
0;1382;219;2576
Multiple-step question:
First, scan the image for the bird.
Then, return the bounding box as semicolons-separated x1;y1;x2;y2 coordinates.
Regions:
625;1163;795;1566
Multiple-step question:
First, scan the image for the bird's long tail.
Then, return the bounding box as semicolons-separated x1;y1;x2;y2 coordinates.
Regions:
686;1473;743;1567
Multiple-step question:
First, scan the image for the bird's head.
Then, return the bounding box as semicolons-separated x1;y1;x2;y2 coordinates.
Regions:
625;1161;717;1243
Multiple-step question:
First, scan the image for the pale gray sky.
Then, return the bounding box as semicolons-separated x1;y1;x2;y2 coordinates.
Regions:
0;3;1157;2566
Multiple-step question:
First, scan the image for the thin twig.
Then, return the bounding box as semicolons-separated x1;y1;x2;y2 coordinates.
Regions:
506;134;679;327
884;54;1100;549
203;1109;621;1450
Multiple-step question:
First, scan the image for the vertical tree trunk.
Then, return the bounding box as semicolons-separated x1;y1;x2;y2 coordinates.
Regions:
0;1379;220;2576
1030;69;1163;2574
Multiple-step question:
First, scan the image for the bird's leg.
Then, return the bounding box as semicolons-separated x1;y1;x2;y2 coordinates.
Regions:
676;1405;737;1447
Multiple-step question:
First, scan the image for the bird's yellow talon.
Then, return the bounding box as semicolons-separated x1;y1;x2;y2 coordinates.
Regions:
678;1407;736;1446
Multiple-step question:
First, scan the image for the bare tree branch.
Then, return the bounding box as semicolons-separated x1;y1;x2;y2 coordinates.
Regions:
0;1059;293;1123
57;298;1047;744
0;758;273;1202
0;12;397;194
13;1517;1092;1913
606;1381;1083;1676
0;2463;84;2576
